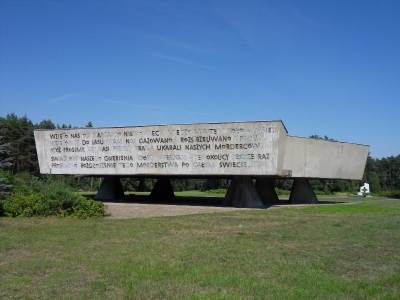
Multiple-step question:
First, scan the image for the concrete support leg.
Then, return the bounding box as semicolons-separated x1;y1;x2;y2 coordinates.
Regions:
224;176;264;208
95;176;124;201
255;178;279;205
289;178;318;204
150;178;175;202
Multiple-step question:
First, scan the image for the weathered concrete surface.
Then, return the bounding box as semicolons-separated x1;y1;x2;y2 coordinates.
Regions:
255;177;279;205
283;136;369;180
224;176;264;208
34;121;286;176
95;176;124;201
289;178;318;204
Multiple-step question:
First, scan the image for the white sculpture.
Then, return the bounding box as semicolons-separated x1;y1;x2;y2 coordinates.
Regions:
357;182;370;196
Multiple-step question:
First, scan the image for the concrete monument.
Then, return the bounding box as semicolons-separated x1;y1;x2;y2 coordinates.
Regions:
34;121;369;207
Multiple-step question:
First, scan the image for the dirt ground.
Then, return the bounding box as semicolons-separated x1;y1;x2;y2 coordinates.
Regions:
104;202;246;218
102;193;354;219
104;200;352;219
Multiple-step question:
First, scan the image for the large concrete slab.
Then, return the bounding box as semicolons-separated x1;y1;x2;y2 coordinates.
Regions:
34;120;369;180
34;121;287;176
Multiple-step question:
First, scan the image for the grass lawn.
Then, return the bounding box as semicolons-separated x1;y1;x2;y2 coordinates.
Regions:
1;197;400;299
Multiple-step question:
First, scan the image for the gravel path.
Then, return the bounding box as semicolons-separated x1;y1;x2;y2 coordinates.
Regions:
104;202;247;219
104;198;354;219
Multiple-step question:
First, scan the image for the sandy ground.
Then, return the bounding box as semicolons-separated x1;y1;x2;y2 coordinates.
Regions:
104;200;355;219
104;202;247;219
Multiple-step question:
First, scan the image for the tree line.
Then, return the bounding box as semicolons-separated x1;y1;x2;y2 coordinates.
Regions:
1;113;399;195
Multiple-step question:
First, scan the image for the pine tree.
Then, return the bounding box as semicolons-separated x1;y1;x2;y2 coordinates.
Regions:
0;114;38;173
0;136;12;199
37;119;56;129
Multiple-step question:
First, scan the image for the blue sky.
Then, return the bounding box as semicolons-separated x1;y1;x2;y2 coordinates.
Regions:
1;0;399;158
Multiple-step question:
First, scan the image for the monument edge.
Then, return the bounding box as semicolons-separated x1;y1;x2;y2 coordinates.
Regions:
33;120;289;134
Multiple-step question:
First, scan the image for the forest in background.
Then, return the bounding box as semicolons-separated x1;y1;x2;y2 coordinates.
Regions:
1;113;399;196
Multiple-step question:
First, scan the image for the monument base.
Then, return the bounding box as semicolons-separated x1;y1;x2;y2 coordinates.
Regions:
289;178;318;204
95;176;124;201
224;176;264;208
255;178;279;205
150;178;175;202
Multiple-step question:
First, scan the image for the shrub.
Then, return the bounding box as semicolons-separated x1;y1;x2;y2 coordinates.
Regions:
0;170;13;216
3;174;105;218
380;190;400;199
0;170;13;200
72;198;105;218
0;199;4;216
4;192;49;217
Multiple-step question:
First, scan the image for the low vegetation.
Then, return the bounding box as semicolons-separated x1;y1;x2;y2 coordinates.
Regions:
380;190;400;199
0;173;104;218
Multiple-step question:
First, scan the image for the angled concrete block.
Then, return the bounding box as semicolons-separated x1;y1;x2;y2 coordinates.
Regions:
224;176;264;208
289;178;318;204
95;176;124;201
255;177;279;205
150;178;175;202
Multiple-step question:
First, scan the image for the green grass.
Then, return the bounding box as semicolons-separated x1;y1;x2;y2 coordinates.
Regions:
1;198;400;299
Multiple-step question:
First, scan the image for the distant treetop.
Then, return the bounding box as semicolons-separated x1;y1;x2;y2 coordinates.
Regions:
309;135;337;142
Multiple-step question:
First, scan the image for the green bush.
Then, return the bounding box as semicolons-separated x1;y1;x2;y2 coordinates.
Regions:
4;192;49;217
0;170;13;201
72;198;105;218
3;173;104;218
0;170;13;216
380;190;400;199
0;200;4;216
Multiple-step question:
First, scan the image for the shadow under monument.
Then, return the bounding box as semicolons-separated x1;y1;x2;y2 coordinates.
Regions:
86;176;346;208
84;193;343;208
